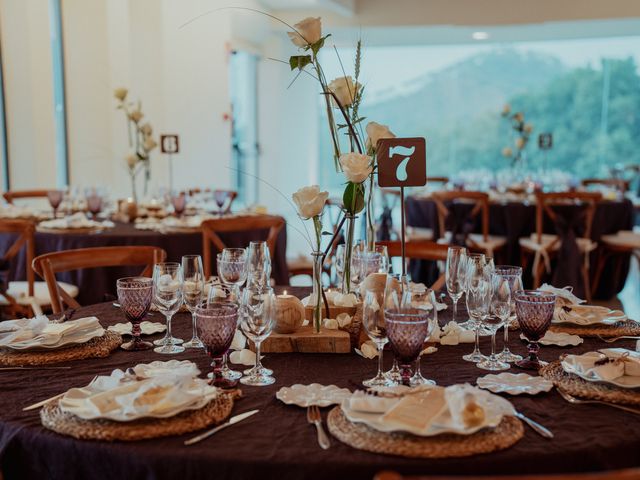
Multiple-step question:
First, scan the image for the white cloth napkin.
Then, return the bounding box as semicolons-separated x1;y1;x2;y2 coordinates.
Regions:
0;316;102;348
38;212;114;229
539;283;584;307
444;383;513;430
562;349;640;381
433;322;475;345
0;315;48;345
347;391;397;413
554;305;625;326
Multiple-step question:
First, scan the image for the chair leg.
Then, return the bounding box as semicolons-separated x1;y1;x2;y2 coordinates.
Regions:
582;264;592;303
591;250;610;297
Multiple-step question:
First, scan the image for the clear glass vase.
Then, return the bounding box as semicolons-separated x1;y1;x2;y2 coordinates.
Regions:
311;251;324;334
341;214;357;295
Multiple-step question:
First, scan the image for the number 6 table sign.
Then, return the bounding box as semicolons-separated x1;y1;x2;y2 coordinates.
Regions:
160;134;180;191
376;137;427;275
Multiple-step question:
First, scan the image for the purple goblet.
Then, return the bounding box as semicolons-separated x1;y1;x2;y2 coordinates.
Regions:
214;190;229;216
86;194;103;220
116;277;154;351
196;302;239;389
385;308;433;386
515;290;556;370
47;190;63;218
172;193;186;217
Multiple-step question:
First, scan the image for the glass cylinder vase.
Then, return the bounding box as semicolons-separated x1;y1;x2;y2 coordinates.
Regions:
341;214;357;295
311;251;324;334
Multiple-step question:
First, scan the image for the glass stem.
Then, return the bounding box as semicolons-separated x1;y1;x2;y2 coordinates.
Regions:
166;313;173;343
490;332;497;359
255;342;262;370
191;311;197;340
376;344;384;377
452;299;457;323
474;326;480;352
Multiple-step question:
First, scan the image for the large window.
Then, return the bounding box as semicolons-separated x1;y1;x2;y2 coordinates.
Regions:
318;35;640;192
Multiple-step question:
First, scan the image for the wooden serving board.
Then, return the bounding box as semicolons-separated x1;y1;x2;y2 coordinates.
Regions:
253;325;351;354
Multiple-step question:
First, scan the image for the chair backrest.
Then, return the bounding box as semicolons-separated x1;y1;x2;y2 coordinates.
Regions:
534;191;602;245
32;246;167;314
431;191;490;243
581;178;630;193
201;215;285;278
3;189;51;204
377;240;449;289
0;219;36;297
427;176;449;185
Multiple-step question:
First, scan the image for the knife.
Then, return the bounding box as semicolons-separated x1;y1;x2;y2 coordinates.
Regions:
514;411;553;438
184;409;259;446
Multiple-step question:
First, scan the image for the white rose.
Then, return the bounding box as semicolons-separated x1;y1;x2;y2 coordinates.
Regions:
328;76;360;109
524;123;533;133
125;154;138;169
140;122;153;136
515;137;526;149
143;137;157;152
501;147;513;157
114;87;128;102
339;152;372;184
292;185;328;220
365;121;395;151
129;109;143;123
287;17;322;48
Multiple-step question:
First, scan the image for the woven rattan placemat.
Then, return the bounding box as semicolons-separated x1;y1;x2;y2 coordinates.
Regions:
0;331;122;366
549;320;640;338
327;407;523;458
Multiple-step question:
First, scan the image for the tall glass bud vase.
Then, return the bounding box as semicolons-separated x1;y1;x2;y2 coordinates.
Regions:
341;214;357;295
311;251;324;334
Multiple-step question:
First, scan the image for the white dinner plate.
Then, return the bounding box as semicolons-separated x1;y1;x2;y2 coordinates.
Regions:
276;383;352;407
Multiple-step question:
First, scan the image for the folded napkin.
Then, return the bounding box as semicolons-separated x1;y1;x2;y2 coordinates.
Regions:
554;305;625;326
0;205;35;218
0;315;48;345
539;283;584;307
347;390;398;413
562;349;640;381
445;383;513;430
0;316;103;348
433;321;475;345
38;212;114;230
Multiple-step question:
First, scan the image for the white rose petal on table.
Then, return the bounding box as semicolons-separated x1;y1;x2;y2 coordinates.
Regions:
476;373;554;395
276;383;352;408
229;349;263;366
355;340;378;359
520;330;583;347
107;321;166;336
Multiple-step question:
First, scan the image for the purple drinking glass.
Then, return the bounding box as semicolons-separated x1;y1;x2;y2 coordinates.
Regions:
214;190;229;216
385;308;433;386
47;190;63;218
172;193;186;217
116;277;154;351
86;194;103;220
515;290;556;370
196;302;239;389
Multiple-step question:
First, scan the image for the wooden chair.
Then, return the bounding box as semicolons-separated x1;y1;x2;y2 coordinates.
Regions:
2;189;52;204
32;246;166;314
519;191;601;301
592;228;640;294
374;468;640;480
431;191;506;259
581;178;630;193
201;215;285;278
377;240;449;290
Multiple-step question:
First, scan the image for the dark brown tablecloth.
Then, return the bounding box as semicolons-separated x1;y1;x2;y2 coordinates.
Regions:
1;292;639;479
405;197;634;299
0;221;289;305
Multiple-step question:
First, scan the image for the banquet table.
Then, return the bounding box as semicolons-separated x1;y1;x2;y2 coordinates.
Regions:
405;196;635;299
1;290;639;480
0;220;289;304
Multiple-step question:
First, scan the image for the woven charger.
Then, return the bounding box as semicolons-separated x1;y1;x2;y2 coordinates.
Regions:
0;331;122;366
540;361;640;406
327;407;523;459
41;390;240;441
549;320;640;338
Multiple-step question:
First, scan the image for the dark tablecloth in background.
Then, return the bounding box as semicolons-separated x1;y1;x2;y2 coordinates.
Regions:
0;221;289;305
1;291;639;480
405;197;634;299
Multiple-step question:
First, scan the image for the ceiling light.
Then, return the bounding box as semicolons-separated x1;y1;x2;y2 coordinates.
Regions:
472;31;489;41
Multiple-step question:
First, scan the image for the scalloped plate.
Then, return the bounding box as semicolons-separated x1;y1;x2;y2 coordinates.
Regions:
477;373;553;395
276;383;352;407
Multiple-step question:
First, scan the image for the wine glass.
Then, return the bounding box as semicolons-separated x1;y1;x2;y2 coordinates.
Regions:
47;190;63;218
214;190;228;216
463;254;490;363
334;244;345;288
84;187;103;220
362;287;394;387
445;246;467;325
152;262;184;354
239;287;276;386
181;255;205;349
408;286;438;386
494;266;524;363
247;241;271;290
171;192;186;217
477;275;511;371
196;302;239;388
116;277;153;351
383;273;410;384
515;290;556;370
386;307;433;386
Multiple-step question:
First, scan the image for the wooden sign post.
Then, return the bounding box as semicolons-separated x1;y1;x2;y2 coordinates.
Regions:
160;134;179;191
377;137;427;276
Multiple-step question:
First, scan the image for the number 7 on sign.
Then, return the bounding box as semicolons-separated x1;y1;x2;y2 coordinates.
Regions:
376;138;426;188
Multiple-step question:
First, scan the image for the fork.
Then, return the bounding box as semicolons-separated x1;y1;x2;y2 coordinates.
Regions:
307;405;330;449
596;335;640;343
557;388;640;415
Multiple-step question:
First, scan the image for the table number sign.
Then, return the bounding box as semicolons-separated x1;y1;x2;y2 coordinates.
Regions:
538;133;552;150
160;134;179;190
376;137;427;274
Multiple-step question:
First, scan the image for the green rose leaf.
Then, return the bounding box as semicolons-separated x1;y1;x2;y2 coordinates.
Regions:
289;55;312;71
343;182;365;215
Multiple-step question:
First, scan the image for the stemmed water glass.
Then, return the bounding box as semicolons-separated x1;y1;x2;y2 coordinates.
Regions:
334;244;345;288
386;307;434;386
47;190;63;218
445;246;467;326
362;287;394;387
152;262;184;354
116;277;154;351
515;290;557;370
171;192;186;217
408;286;438;386
239;287;277;386
477;275;511;371
196;301;239;388
463;254;490;362
494;266;524;363
383;273;410;384
247;241;271;290
181;255;205;349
